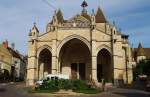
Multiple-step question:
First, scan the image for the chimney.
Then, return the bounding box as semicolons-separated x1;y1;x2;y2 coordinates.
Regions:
3;40;8;48
11;43;15;50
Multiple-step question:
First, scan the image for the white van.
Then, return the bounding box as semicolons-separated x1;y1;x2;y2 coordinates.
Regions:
36;74;70;85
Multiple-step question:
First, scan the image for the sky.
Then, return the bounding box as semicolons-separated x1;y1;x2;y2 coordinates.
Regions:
0;0;150;55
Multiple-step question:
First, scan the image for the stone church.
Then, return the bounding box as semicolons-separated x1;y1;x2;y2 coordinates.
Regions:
27;1;133;86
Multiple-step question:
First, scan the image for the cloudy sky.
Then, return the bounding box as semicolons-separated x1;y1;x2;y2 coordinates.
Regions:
0;0;150;55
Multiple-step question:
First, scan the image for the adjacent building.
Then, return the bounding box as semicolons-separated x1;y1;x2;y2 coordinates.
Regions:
0;40;26;80
133;43;150;63
27;1;133;86
0;41;12;74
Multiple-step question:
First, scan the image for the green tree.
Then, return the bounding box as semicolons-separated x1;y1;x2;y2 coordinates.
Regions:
134;60;150;76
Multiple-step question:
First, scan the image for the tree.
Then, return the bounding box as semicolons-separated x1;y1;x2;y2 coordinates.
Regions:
134;60;150;76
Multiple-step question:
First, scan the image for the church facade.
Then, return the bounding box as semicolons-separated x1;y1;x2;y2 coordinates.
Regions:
27;1;133;86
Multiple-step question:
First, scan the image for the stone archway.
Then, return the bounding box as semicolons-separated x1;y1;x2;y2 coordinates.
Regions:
38;48;52;80
57;34;91;56
59;38;91;80
97;48;112;82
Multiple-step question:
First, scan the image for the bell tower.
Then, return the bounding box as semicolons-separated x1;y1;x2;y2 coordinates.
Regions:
81;0;88;14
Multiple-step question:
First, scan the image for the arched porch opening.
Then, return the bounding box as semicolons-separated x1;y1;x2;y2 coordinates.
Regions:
59;38;91;80
97;48;112;82
38;48;52;80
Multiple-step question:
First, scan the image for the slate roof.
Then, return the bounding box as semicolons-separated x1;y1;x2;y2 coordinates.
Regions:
7;47;21;59
133;48;150;60
137;43;145;56
95;7;107;23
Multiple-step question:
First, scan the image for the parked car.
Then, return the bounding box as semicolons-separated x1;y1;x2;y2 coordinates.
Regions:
36;74;69;85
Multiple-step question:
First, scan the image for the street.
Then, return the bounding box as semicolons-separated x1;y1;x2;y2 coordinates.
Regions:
0;83;150;97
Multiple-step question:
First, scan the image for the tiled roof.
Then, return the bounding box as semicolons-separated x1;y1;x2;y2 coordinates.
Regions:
137;43;145;56
95;7;107;23
133;48;150;60
144;48;150;59
7;47;21;59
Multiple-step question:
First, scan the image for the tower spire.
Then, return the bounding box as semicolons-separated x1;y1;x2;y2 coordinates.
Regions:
81;0;88;14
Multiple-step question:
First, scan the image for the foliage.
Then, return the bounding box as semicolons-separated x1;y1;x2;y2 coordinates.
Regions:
34;79;100;94
57;79;72;90
39;79;59;91
0;69;10;82
72;80;88;90
133;60;150;77
74;88;100;94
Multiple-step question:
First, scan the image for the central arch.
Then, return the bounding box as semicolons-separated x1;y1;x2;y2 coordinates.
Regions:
59;38;91;80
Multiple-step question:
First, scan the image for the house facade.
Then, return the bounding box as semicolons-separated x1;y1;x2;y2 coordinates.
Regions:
0;41;12;74
27;1;133;86
0;40;26;80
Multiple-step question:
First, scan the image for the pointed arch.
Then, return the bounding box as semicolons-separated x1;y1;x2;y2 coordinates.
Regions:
37;45;52;57
96;44;111;55
57;34;91;56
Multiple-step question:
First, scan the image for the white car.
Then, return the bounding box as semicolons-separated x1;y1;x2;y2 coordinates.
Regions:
36;74;70;85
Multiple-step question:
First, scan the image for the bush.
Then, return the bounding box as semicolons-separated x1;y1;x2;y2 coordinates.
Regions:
57;79;72;90
39;80;59;91
72;80;88;90
34;79;100;94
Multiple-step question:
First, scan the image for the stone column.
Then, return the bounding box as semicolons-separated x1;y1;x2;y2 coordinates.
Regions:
39;63;44;80
27;39;37;86
27;56;37;86
58;60;61;74
52;39;57;74
91;40;97;81
92;56;97;81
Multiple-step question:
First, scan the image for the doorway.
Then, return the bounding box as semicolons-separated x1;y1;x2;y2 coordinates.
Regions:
71;63;86;80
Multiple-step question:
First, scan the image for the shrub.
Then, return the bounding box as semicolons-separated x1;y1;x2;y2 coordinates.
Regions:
72;80;88;90
39;80;59;91
35;79;100;94
57;79;72;90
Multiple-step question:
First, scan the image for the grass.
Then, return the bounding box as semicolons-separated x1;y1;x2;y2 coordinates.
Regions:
74;88;101;94
29;89;58;93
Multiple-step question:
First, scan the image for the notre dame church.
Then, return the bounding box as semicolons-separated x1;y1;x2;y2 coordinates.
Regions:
27;1;133;86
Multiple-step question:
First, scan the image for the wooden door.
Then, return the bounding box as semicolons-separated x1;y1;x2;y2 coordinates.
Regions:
79;63;86;80
71;63;77;80
97;64;103;82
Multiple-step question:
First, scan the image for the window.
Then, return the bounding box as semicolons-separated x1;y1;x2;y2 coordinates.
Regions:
32;40;34;45
114;31;116;34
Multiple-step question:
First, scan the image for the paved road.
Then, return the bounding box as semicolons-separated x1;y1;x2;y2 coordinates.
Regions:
0;83;150;97
0;83;33;97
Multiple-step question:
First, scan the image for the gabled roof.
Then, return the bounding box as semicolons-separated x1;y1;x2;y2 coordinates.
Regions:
68;14;90;23
32;24;39;33
81;13;91;21
133;48;150;60
143;48;150;59
95;7;107;23
7;47;21;59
